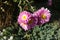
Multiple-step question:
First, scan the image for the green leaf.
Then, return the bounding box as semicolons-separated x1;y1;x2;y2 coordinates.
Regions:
13;0;17;2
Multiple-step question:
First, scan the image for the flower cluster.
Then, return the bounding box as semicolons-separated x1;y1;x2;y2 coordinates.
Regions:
17;7;51;31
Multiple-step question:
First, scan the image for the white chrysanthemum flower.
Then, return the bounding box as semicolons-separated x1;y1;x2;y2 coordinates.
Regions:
8;39;11;40
0;32;3;36
3;36;6;39
8;36;13;40
3;29;6;32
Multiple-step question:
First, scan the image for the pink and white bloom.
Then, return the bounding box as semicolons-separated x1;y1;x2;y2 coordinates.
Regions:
33;7;51;25
18;11;32;24
20;16;37;31
17;11;37;31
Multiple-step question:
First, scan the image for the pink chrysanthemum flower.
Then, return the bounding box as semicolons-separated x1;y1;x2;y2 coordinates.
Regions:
20;16;37;31
27;16;37;28
18;11;32;24
33;7;51;24
17;11;37;31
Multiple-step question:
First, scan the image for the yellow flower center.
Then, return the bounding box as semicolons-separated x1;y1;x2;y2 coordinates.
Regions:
41;14;46;19
22;15;27;20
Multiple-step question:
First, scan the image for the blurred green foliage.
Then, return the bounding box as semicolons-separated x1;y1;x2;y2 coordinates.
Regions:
0;21;60;40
